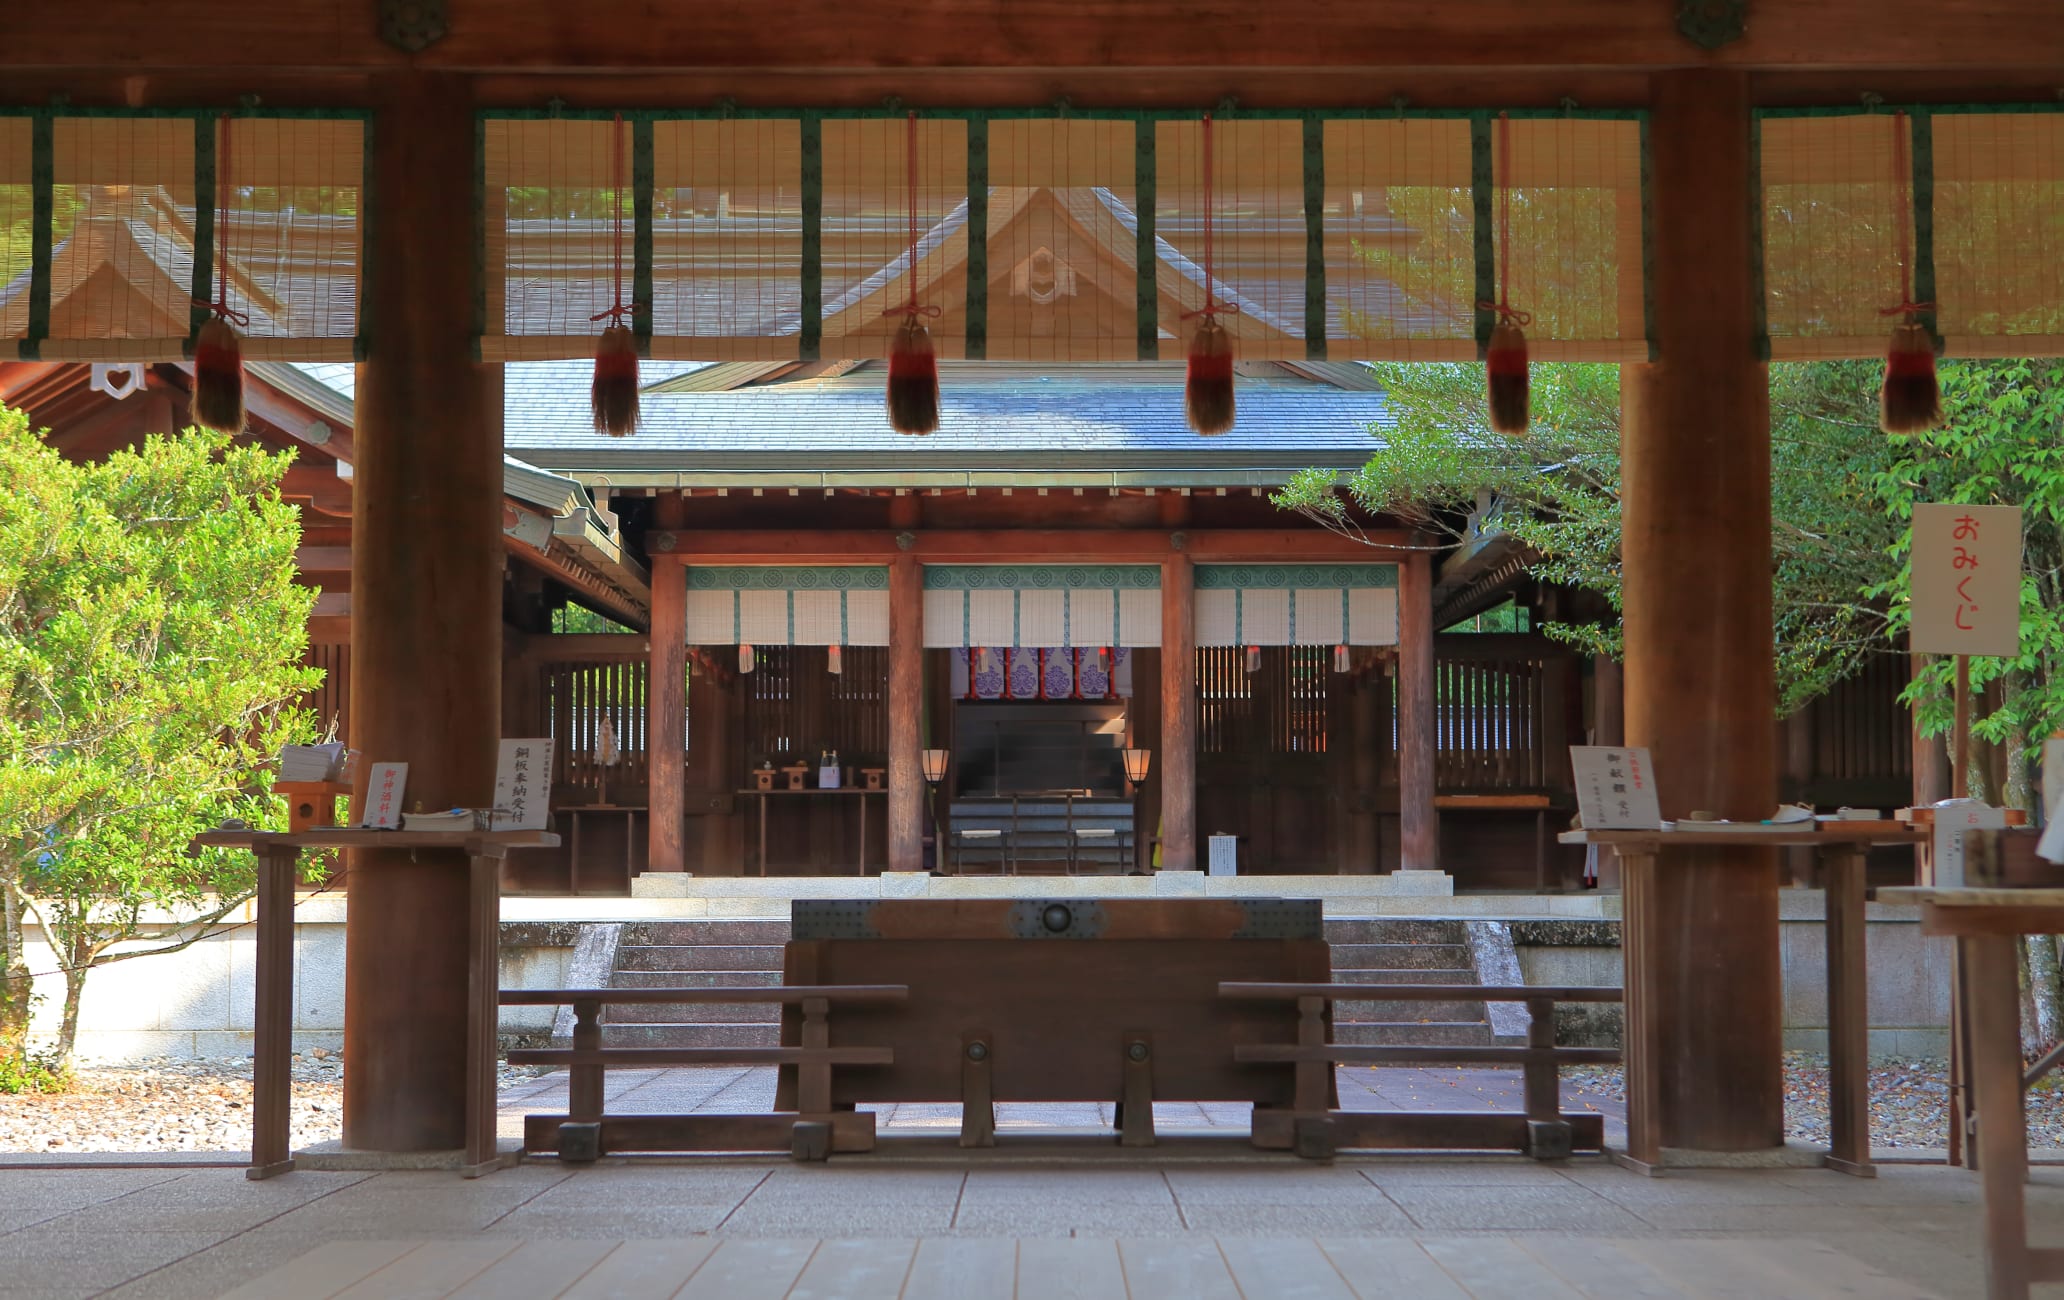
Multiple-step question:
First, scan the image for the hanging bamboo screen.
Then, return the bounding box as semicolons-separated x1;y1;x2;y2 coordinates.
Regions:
1322;118;1477;361
1758;113;1912;360
0;117;31;347
482;117;627;362
1931;111;2064;355
819;117;968;360
649;118;802;361
1493;116;1647;362
1;110;365;362
983;118;1139;362
1154;117;1307;361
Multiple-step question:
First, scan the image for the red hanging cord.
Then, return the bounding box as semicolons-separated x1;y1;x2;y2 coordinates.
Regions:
1475;112;1533;330
1180;114;1240;324
884;112;941;324
195;115;249;327
589;113;631;327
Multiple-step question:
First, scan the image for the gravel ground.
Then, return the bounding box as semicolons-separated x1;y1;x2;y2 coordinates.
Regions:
1568;1050;2064;1149
0;1052;547;1155
4;1050;2060;1154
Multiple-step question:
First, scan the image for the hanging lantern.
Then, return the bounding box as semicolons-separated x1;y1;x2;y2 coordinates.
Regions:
1333;644;1351;674
885;112;941;435
827;644;844;675
1185;113;1237;436
738;643;756;674
1245;645;1262;674
590;113;640;437
192;113;246;434
1481;113;1532;436
1878;111;1942;435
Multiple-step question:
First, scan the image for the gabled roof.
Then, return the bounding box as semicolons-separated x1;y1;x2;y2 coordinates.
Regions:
501;357;1391;490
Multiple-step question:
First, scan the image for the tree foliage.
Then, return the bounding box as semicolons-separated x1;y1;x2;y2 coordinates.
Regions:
0;408;317;1070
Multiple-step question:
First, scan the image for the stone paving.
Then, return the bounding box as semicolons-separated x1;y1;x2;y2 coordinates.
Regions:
0;1156;2044;1297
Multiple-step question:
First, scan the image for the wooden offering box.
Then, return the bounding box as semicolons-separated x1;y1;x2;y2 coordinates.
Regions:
778;898;1328;1142
272;781;352;833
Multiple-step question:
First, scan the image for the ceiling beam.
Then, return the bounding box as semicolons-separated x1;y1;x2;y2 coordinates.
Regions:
647;528;1416;565
8;0;2062;75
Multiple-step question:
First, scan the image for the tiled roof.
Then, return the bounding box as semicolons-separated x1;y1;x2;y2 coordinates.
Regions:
500;359;1391;486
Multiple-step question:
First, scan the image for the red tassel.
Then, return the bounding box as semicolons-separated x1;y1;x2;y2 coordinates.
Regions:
1485;321;1529;435
1186;317;1235;435
591;324;640;437
191;316;245;434
1880;321;1942;434
887;315;939;435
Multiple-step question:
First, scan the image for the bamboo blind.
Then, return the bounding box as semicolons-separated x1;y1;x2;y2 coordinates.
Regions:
0;116;31;346
1322;118;1477;361
1931;112;2064;356
650;118;803;361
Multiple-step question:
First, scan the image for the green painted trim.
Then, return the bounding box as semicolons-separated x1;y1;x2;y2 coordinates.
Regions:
1302;114;1326;360
356;111;375;362
471;106;1648;124
687;565;889;591
1469;112;1496;357
469;110;485;362
963;114;988;361
1909;108;1939;347
799;112;822;362
188;113;217;356
1755;102;2064;120
9;106;367;121
1747;109;1769;362
1639;113;1660;363
23;111;52;359
923;565;1161;591
1135;121;1158;361
632;117;655;349
1194;563;1399;590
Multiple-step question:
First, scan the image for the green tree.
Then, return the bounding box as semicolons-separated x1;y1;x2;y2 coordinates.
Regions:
0;408;318;1071
1273;360;1902;715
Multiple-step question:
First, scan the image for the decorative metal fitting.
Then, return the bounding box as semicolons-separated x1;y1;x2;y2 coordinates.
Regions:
966;1041;989;1062
1169;530;1189;551
1675;0;1746;50
895;530;917;551
378;0;449;53
1127;1042;1150;1062
1041;903;1073;933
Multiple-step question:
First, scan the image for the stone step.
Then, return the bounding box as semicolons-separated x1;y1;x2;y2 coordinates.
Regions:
1332;1021;1493;1048
622;920;792;946
1332;1000;1485;1023
1328;968;1479;986
1322;919;1467;945
610;970;784;990
615;944;785;973
605;1000;781;1025
1329;943;1473;971
601;1022;781;1050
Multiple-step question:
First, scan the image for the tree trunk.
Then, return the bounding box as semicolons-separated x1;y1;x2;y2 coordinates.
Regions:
56;962;87;1074
2029;935;2063;1057
0;874;30;1067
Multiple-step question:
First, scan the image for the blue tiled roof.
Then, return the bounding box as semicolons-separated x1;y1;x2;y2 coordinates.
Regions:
499;360;1390;483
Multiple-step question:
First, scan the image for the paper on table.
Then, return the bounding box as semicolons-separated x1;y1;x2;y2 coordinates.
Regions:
2038;789;2064;865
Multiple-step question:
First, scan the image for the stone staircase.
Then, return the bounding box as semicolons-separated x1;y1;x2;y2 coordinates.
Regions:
596;915;1497;1051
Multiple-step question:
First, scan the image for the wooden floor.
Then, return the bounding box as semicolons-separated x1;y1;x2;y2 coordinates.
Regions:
227;1234;1940;1299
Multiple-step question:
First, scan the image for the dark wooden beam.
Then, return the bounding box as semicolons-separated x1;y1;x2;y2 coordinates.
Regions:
9;0;2061;73
887;556;924;873
1396;550;1436;873
649;529;1413;566
1159;555;1196;872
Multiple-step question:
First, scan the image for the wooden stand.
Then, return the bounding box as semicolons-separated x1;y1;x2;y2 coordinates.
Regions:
1883;887;2064;1300
1564;823;1925;1176
188;828;558;1180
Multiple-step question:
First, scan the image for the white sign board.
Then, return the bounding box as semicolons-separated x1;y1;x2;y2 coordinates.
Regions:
1931;801;2008;888
362;761;408;830
491;738;553;831
1911;503;2022;657
1570;746;1664;830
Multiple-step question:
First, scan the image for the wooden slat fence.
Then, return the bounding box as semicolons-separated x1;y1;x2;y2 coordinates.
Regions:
536;648;654;806
1431;634;1570;792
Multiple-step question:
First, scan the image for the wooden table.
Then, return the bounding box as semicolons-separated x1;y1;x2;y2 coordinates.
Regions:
739;786;888;876
1562;823;1925;1176
188;828;558;1180
1881;886;2064;1300
1437;793;1556;890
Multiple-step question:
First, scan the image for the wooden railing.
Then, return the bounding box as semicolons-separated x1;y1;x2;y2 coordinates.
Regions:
1220;981;1622;1159
500;984;906;1161
1431;634;1575;793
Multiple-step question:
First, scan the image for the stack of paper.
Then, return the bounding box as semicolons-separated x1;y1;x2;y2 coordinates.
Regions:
401;809;483;832
278;743;347;783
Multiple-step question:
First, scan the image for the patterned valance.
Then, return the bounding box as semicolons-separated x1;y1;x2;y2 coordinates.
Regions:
1193;563;1398;647
922;566;1163;648
684;566;889;646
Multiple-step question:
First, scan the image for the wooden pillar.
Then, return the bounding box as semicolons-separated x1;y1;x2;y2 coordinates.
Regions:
1593;653;1624;745
1397;551;1437;873
345;72;498;1152
1620;68;1782;1154
1159;553;1196;871
1346;672;1381;874
647;499;688;873
887;555;923;872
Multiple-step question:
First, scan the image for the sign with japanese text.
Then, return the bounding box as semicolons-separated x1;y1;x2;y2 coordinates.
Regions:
362;761;408;830
1911;503;2022;658
491;738;553;831
1570;746;1664;830
1930;800;2008;888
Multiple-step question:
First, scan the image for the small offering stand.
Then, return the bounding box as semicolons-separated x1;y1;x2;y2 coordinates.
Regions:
188;827;558;1180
